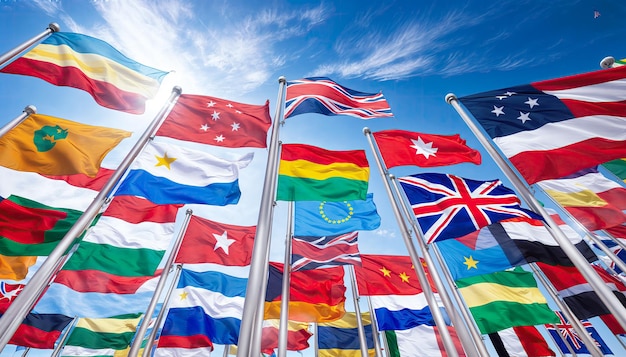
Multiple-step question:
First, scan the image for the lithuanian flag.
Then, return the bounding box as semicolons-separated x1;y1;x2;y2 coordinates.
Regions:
277;143;369;201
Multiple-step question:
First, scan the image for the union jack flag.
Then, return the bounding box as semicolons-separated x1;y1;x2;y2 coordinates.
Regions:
545;311;613;355
398;173;538;243
291;232;361;271
284;77;393;119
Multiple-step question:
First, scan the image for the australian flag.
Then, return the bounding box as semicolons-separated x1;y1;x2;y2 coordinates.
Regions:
398;173;539;244
546;311;613;355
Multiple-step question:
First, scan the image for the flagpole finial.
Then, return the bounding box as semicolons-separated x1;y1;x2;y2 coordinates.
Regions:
362;127;371;134
600;56;615;69
186;208;193;215
48;23;60;32
445;93;457;104
172;86;182;95
278;76;286;84
24;105;36;115
388;174;395;180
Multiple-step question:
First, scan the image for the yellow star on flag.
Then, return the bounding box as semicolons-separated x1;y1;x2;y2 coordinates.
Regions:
155;152;177;170
380;266;391;277
463;256;479;270
399;272;410;283
179;291;188;300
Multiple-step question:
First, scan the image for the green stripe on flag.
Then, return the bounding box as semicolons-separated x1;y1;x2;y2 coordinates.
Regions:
384;330;401;357
276;175;368;201
62;241;164;276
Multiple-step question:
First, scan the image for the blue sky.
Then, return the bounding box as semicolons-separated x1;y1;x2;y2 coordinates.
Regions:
0;0;625;356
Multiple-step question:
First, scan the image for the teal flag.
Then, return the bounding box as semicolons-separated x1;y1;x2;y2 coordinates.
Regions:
294;193;381;236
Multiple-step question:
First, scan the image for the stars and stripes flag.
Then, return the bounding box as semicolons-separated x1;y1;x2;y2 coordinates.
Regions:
398;173;538;243
284;77;393;119
291;231;361;271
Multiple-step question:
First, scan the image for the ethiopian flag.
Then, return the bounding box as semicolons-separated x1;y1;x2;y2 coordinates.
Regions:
0;113;130;177
456;267;558;334
277;143;369;201
0;195;83;257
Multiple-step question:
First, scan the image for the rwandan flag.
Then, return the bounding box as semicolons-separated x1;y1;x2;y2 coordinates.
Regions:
277;143;369;202
1;32;168;114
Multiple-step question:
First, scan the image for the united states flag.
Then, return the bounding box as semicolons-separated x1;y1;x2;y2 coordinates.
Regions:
284;77;393;119
291;232;361;271
398;173;538;243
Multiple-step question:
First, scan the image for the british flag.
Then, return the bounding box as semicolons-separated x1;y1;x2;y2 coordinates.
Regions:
284;77;393;119
546;311;613;355
291;231;361;271
398;173;538;243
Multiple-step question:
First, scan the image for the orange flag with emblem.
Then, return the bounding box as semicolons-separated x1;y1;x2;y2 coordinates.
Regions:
0;114;130;176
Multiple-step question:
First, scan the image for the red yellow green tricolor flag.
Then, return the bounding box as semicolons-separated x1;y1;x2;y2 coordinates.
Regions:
277;143;369;201
0;113;130;177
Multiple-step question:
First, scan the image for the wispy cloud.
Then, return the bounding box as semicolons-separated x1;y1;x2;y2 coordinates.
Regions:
374;229;397;238
31;0;329;97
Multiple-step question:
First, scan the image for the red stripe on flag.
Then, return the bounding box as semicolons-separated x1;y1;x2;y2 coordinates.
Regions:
103;195;181;223
53;269;161;293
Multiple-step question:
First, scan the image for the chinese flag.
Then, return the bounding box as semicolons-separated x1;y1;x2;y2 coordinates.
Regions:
373;129;481;168
353;254;436;296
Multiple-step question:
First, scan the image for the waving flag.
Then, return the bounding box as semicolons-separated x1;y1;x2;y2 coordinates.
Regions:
156;94;272;148
291;232;361;271
0;114;130;177
277;143;369;201
260;319;312;354
354;254;441;331
294;193;380;236
0;32;168;114
175;216;255;266
458;66;626;184
373;130;481;168
1;313;73;349
285;77;393;119
603;158;626;183
385;325;465;357
398;173;537;243
456;267;558;334
546;311;613;355
537;167;626;231
61;314;142;356
114;140;253;205
318;312;375;357
488;326;555;357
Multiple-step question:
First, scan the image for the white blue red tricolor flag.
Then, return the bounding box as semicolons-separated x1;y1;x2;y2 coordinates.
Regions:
284;77;393;119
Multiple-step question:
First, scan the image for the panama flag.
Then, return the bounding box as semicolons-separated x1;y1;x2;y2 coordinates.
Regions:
114;140;253;205
398;173;538;243
459;66;626;184
353;254;443;331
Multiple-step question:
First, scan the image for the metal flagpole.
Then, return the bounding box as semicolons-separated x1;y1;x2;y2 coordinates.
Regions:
50;316;78;357
18;348;29;357
143;264;183;357
251;224;275;356
348;265;371;357
365;296;383;357
429;243;489;354
603;229;626;253
0;105;36;138
529;263;603;357
380;326;391;357
237;76;287;357
129;209;194;357
0;23;59;66
222;345;230;357
447;94;626;330
536;186;626;274
313;323;319;357
278;201;294;357
551;322;579;357
0;86;182;350
388;174;487;357
363;127;460;357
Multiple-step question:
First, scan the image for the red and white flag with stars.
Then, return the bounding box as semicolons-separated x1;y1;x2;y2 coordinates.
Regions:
156;94;272;148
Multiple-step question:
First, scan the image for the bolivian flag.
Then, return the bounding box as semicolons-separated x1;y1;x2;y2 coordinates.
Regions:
277;143;369;201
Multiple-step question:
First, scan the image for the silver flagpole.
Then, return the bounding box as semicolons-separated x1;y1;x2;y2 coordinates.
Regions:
363;127;460;357
313;323;319;357
222;345;230;357
0;23;59;66
143;264;183;357
348;265;371;357
50;316;77;357
365;294;383;357
388;174;486;357
0;86;182;350
277;201;294;357
447;94;626;330
536;185;626;274
429;244;489;354
380;326;391;357
600;56;617;69
529;263;603;357
0;105;36;138
250;223;275;356
130;209;193;357
237;76;287;357
19;348;29;357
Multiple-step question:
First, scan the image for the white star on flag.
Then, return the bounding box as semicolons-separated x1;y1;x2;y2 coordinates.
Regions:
491;105;505;117
231;122;240;131
410;137;438;159
211;111;220;120
213;231;236;254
